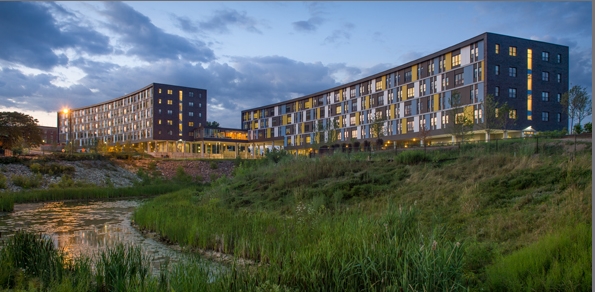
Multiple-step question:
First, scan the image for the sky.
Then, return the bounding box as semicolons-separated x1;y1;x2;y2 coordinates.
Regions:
0;1;591;128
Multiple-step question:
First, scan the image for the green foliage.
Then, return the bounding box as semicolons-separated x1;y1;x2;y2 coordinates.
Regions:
265;148;290;164
536;128;568;138
0;194;13;211
11;173;42;189
0;111;44;150
28;162;75;176
395;150;431;165
486;223;591;291
172;166;193;184
584;122;592;133
573;123;583;134
0;173;6;189
210;161;219;169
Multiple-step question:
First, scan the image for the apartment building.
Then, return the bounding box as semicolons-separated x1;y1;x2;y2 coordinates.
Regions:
241;32;569;150
57;83;207;153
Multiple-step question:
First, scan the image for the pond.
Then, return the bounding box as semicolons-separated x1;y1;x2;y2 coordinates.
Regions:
0;199;196;273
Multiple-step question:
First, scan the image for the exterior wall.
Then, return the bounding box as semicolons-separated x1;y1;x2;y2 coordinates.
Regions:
241;32;569;147
58;83;207;147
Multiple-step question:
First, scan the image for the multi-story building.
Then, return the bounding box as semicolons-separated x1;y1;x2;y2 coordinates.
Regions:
241;32;569;152
39;126;58;145
57;83;208;153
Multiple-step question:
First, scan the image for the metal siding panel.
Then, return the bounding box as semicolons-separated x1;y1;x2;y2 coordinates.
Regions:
357;126;361;139
414;82;419;98
433;94;440;112
399;102;405;117
445;92;451;109
401;119;407;134
461;46;471;66
392;120;397;134
390;73;395;87
390;104;395;119
434;58;440;75
412;65;418;81
436;75;442;93
477;40;484;61
445;52;452;70
411;99;417;115
355;85;360;97
381;76;386;90
425;114;430;130
402;87;407;101
355;112;360;125
383;90;388;105
436;112;442;129
478;83;485;102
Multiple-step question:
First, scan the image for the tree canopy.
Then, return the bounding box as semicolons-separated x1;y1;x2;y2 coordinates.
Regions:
561;85;592;132
206;121;220;128
0;111;43;150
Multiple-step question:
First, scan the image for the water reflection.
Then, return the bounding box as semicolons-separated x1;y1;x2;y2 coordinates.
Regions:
0;200;186;272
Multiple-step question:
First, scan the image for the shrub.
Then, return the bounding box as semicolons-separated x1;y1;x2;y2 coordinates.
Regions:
0;173;7;189
11;174;42;189
172;166;192;184
395;150;430;165
210;161;218;169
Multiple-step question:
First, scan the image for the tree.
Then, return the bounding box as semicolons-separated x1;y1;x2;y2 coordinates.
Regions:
561;85;592;133
370;114;386;139
497;102;517;139
584;122;592;133
447;92;474;143
206;121;220;128
0;112;43;150
480;94;500;141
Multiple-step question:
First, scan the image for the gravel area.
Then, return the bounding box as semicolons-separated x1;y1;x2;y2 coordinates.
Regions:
0;160;139;192
156;160;235;182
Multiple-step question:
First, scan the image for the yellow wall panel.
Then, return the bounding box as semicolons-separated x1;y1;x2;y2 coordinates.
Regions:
464;106;474;122
339;89;343;101
301;123;305;134
481;61;484;81
339;116;343;128
433;94;439;111
401;119;407;134
365;95;370;109
445;53;452;71
402;87;407;101
412;65;418;81
355;112;360;126
381;76;387;90
390;104;395;119
267;128;271;138
317;107;321;119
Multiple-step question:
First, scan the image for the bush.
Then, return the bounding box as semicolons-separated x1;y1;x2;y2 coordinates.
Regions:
28;163;75;176
395;150;430;165
210;161;218;169
11;174;42;189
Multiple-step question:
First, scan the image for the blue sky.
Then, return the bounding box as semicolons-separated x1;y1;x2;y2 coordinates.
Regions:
0;1;591;128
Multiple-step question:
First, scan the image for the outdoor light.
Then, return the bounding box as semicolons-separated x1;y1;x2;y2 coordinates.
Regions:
63;109;69;114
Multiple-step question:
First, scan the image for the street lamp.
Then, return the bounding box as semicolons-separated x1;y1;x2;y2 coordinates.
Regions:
62;108;73;154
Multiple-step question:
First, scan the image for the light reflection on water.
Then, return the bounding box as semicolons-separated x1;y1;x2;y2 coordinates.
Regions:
0;200;192;273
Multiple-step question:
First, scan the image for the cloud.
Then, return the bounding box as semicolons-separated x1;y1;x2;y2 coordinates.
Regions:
323;22;355;45
0;2;112;70
197;9;262;34
292;2;327;32
174;16;199;33
100;2;215;63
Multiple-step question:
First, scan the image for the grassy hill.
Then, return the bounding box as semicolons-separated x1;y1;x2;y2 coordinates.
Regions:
133;138;592;291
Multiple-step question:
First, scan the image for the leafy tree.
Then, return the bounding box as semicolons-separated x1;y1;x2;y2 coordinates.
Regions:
497;102;517;139
573;124;583;135
206;121;220;128
584;122;592;133
370;114;386;139
447;92;474;143
0;112;43;150
561;85;592;133
480;94;500;141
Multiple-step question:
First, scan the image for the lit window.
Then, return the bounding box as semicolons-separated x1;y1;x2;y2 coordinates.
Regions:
167;100;173;105
542;52;549;61
167;89;173;95
158;99;162;104
542;72;549;81
495;44;500;54
189;122;194;127
167;120;173;125
509;110;517;119
158;119;162;125
509;88;517;98
509;67;517;77
541;112;549;121
509;46;517;56
495;65;500;75
158;89;162;94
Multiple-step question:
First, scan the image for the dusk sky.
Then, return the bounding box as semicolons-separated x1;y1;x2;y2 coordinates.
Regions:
0;1;591;128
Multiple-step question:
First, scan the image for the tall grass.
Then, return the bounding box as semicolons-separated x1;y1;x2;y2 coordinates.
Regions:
0;183;187;212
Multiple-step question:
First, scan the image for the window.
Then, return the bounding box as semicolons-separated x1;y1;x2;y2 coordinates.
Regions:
452;54;461;67
189;102;194;107
542;72;549;81
167;120;173;125
495;65;500;75
199;113;202;117
158;89;162;94
167;100;173;105
167;89;173;95
509;46;517;56
557;113;561;122
407;87;414;98
541;112;549;121
542;52;549;61
495;44;500;54
495;86;500;97
509;110;517;119
158;109;162;114
167;110;172;115
455;73;464;85
158;119;162;125
557;73;561;83
189;122;194;127
557;54;561;63
541;92;549;101
509;67;517;77
509;88;517;98
199;103;202;108
189;92;194;97
557;93;561;102
158;99;162;104
189;112;194;117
